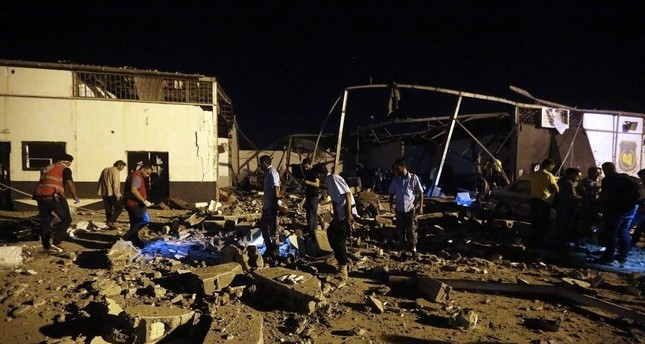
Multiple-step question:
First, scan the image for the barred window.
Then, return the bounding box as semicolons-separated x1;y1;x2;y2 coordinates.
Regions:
22;142;66;171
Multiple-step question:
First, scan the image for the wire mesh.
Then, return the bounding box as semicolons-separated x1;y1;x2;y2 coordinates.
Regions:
73;71;213;105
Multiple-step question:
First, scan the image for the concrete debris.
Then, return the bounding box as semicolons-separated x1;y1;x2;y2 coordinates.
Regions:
449;308;478;329
562;277;591;289
107;240;141;271
122;305;195;344
5;184;645;343
417;277;451;303
367;295;385;314
252;267;325;314
183;262;244;296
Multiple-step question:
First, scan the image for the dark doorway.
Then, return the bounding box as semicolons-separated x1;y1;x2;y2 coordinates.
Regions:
126;151;169;204
0;142;11;210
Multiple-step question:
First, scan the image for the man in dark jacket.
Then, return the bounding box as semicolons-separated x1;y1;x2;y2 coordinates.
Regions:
595;162;638;264
555;168;582;250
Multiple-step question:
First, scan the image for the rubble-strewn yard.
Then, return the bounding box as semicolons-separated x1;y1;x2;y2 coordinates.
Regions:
1;189;644;344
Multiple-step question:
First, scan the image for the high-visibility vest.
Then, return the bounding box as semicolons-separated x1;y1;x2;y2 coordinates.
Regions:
124;170;147;208
33;162;67;197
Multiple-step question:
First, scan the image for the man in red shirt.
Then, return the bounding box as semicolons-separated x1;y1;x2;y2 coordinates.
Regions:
122;165;154;246
32;154;80;253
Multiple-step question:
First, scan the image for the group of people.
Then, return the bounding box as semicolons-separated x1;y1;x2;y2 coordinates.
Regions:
529;158;644;264
33;154;156;252
256;155;424;286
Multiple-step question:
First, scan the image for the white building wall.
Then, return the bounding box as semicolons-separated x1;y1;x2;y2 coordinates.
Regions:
0;66;218;184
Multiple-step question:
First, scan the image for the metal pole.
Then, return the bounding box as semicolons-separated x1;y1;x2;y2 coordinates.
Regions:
432;96;462;196
334;90;349;174
455;120;510;184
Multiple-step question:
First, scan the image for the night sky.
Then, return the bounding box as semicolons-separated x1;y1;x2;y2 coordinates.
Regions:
2;1;644;148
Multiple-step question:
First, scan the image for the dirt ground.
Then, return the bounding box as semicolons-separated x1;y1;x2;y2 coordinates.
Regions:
0;204;644;344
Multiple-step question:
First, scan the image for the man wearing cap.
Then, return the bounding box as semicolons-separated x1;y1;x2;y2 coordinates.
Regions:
32;153;80;253
98;160;127;230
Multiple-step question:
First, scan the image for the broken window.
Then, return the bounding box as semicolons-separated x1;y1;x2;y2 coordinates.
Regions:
22;141;66;171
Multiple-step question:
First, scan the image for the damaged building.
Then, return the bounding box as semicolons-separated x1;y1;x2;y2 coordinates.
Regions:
0;59;235;210
313;83;645;196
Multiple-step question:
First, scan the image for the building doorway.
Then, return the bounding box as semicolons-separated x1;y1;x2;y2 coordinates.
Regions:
127;151;169;204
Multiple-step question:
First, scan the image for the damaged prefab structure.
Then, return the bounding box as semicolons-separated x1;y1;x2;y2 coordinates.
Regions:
320;83;645;193
0;59;234;209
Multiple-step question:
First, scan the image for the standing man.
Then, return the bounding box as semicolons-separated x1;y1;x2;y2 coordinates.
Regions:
98;160;126;230
325;167;357;286
388;158;424;256
529;158;559;247
259;155;281;258
32;154;80;252
122;165;153;247
301;158;321;234
554;167;583;249
595;162;639;264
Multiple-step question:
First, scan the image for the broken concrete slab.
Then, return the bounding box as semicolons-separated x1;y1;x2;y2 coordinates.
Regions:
417;277;451;303
122;305;195;344
367;295;385;314
183;262;243;296
106;240;141;271
252;267;325;314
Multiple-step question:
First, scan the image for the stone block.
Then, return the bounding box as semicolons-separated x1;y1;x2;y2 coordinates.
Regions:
184;262;243;296
252;267;325;314
123;305;195;344
417;277;451;303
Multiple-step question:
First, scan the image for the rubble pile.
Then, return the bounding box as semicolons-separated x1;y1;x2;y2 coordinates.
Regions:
0;187;644;343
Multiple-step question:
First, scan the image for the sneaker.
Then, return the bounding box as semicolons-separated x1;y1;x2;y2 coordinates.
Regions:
49;244;64;253
66;227;76;238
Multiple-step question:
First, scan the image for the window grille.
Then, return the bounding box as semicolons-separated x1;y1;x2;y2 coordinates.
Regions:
73;71;213;105
22;142;66;171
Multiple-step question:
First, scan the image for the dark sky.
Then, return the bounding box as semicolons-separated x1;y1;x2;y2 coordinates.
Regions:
2;1;644;148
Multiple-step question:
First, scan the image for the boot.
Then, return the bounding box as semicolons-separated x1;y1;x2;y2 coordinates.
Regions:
339;265;348;281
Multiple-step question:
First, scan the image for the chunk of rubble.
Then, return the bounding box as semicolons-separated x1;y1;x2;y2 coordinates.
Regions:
122;305;195;344
182;262;244;296
252;267;326;314
449;309;478;329
107;240;141;271
562;277;591;289
417;277;451;303
367;295;385;314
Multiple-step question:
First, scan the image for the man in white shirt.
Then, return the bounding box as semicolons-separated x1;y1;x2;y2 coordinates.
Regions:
325;167;358;284
98;160;126;229
260;155;281;258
